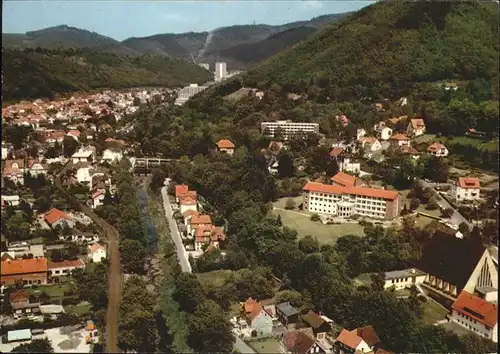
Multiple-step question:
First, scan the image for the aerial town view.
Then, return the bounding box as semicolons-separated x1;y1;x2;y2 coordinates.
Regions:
1;0;498;353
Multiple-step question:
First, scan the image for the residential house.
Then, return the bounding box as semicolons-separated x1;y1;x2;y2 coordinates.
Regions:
280;328;326;354
0;257;48;286
182;210;199;226
194;225;226;251
334;326;381;354
329;148;360;174
359;137;382;158
242;297;273;336
416;230;498;301
175;185;197;203
1;195;20;208
88;243;107;263
66;130;81;141
331;172;356;188
268;156;280;175
75;163;92;185
276;302;299;326
48;259;85;279
449;291;497;342
72;147;96;164
268;141;284;155
92;191;105;209
453;177;480;202
216;139;235;155
427;142;449;157
466;128;486;139
44;131;66;145
399;146;421;160
187;214;212;237
407;118;426;137
26;159;48;177
2;159;25;185
383;268;427;290
357;129;366;140
373;122;393;141
389;134;411;148
101;148;123;163
2;142;13;160
301;310;332;338
10;289;41;317
44;208;75;229
335;115;350;127
179;196;198;215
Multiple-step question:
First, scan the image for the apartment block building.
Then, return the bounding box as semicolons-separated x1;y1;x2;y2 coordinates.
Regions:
261;120;319;140
302;182;400;220
215;62;227;81
175;84;208;106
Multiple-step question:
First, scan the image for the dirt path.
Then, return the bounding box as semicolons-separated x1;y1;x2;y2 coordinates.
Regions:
56;163;121;353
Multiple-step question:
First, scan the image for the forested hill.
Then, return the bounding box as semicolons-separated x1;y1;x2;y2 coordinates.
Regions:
243;1;499;100
2;48;213;102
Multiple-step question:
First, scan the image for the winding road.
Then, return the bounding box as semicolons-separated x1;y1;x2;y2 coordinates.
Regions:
56;163;122;353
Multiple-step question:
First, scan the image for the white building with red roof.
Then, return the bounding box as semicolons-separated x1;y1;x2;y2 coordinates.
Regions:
303;182;400;220
194;225;226;251
407;118;426;137
389;133;411;148
453;177;481;202
92;190;105;209
66;130;81;141
87;243;107;263
44;208;75;229
427;142;449;157
450;290;498;342
179;195;197;215
48;259;85;278
216;139;235;155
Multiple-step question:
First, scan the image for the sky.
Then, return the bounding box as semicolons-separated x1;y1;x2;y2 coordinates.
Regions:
2;1;375;41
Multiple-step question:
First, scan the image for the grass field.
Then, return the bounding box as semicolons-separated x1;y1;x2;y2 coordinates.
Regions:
421;299;449;325
248;338;281;353
414;134;436;144
224;88;252;101
273;209;365;244
65;302;92;317
196;270;234;288
353;273;374;287
29;283;71;298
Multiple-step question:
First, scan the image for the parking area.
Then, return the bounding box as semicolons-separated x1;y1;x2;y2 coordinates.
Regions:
0;326;91;353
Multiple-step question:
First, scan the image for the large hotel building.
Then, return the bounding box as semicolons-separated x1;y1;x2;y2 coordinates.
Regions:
302;172;401;220
261;120;319;139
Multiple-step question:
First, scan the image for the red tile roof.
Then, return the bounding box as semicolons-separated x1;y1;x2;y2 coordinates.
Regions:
67;130;81;137
336;329;363;350
175;185;189;198
410;118;425;129
400;146;420;155
1;258;48;275
88;243;105;253
182;210;199;218
44;208;71;225
458;177;480;189
10;289;30;303
282;330;316;354
390;133;410;141
190;214;212;225
331;172;356;187
217;139;235;149
180;196;197;205
427;142;446;152
329;147;344;158
47;259;85;269
356;325;380;347
243;297;258;313
452;291;497;327
303;182;399;200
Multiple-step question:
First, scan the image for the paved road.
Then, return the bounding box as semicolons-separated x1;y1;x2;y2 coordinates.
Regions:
56;163;122;353
160;185;192;273
234;336;256;354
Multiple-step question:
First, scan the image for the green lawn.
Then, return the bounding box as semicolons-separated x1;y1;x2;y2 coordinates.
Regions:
421;299;449;325
353;273;375;287
196;270;234;288
248;338;281;353
65;303;92;317
414;134;436;144
273;209;365;244
29;283;71;298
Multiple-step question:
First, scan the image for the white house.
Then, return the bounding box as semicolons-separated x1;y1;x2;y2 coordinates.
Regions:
242;298;273;336
48;259;85;278
390;133;411;148
407;118;426;137
427;142;449;157
384;268;427;290
453;177;481;202
373;122;393;141
44;208;76;229
334;328;373;353
72;147;96;164
1;195;20;208
88;243;107;263
26;160;48;177
359;137;382;156
450;291;498;342
92;191;105;209
356;128;366;140
179;196;197;215
101;148;123;163
76;165;92;185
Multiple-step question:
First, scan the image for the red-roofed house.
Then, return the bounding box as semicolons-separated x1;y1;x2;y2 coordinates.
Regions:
66;130;81;141
2;160;25;185
331;172;356;188
329;147;345;159
390;133;411;148
87;243;107;263
241;297;273;336
334;326;381;354
187;214;212;236
280;328;324;354
48;259;85;278
450;291;498;342
453;177;481;202
427;142;449;157
407;118;426;137
194;225;226;251
92;190;105;209
0;258;49;286
175;185;197;203
179;196;197;215
44;208;75;229
26;159;48;177
216;139;235;155
303;182;400;220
